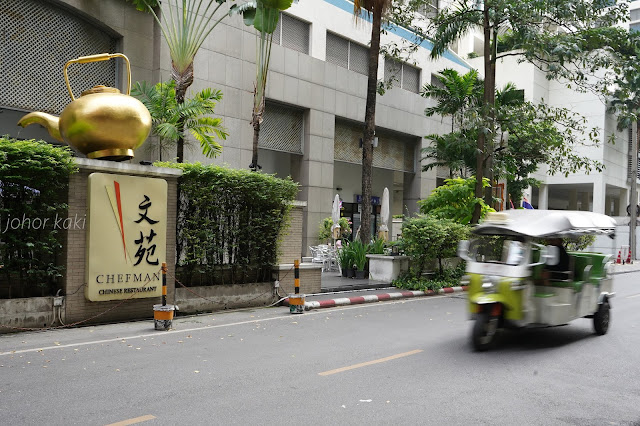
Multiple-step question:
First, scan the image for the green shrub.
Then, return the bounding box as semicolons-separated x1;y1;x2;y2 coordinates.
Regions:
0;137;77;298
157;162;298;285
392;264;466;291
399;215;470;277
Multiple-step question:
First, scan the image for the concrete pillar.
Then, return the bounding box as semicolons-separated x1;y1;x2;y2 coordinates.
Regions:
300;109;335;255
405;137;432;217
618;188;628;217
592;178;605;214
569;189;578;210
538;184;549;210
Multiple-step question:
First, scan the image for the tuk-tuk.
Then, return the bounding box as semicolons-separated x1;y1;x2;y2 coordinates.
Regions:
457;210;616;351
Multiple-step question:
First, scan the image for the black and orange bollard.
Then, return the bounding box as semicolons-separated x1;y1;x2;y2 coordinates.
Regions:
289;259;305;314
154;262;175;330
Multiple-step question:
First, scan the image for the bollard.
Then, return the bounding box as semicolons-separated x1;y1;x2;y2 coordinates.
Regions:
289;259;305;314
154;262;174;330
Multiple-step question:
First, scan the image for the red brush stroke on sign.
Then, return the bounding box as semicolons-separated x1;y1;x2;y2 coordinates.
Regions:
114;181;127;261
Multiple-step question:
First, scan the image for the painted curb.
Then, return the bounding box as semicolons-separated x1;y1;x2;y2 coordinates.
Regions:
283;286;469;311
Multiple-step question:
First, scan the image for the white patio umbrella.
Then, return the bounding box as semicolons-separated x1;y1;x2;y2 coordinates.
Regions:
379;187;389;240
331;194;341;240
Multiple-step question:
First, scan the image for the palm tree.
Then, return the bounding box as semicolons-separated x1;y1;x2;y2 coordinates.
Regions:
353;0;392;244
240;0;296;171
421;131;476;178
421;68;482;132
132;80;228;161
144;0;236;162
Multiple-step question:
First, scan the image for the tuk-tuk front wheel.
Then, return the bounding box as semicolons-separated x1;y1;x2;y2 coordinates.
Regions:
472;311;499;351
593;301;610;335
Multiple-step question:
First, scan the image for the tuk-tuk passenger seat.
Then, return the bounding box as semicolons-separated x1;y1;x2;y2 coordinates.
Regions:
548;255;575;283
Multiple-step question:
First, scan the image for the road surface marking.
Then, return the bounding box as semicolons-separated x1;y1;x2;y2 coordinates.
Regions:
0;296;446;356
105;415;155;426
318;349;423;376
627;293;640;299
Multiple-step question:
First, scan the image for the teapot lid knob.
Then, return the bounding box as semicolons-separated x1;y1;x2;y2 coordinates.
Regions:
80;85;120;96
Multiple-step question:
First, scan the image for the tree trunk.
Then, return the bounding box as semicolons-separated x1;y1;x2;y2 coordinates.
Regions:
472;3;495;224
251;119;260;171
483;23;497;208
250;97;264;171
360;3;383;244
172;61;194;163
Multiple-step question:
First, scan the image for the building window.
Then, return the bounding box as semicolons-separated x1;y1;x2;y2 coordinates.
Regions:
384;58;421;93
417;0;438;18
272;13;310;54
326;32;369;76
259;101;304;154
0;0;117;115
631;22;640;33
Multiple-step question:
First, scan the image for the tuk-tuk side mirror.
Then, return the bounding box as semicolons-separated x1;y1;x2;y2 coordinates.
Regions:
458;240;470;261
545;245;560;266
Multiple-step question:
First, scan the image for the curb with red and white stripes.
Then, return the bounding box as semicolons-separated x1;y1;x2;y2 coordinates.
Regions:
284;286;468;311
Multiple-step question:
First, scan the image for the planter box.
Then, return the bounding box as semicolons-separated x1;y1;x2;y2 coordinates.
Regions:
366;254;409;282
0;297;59;333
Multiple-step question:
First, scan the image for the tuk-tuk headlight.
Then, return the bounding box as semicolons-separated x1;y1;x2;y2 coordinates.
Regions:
510;278;526;290
481;276;498;293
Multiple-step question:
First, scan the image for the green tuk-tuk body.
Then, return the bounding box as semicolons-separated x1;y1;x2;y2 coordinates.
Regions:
458;210;616;351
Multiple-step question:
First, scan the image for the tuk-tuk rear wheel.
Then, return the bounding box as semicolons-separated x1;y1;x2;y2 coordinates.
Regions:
472;311;499;351
593;301;610;335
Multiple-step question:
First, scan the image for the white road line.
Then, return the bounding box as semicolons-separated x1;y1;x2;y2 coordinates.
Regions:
0;295;447;356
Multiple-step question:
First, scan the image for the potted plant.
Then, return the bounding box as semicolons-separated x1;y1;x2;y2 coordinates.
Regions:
350;240;368;279
336;246;353;277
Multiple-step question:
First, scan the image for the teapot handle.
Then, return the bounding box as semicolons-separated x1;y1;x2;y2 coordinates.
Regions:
63;53;131;100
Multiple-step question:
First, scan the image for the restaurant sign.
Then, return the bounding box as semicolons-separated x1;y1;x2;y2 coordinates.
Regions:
85;173;167;301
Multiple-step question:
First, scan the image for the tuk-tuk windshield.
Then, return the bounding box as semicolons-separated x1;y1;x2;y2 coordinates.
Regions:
468;236;526;266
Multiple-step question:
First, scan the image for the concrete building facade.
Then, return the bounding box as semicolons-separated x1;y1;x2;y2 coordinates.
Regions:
1;0;469;256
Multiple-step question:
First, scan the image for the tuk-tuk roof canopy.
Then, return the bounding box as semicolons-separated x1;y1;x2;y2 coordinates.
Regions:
473;210;617;238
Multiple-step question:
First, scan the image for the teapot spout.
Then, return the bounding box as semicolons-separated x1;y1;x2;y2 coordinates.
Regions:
18;112;64;143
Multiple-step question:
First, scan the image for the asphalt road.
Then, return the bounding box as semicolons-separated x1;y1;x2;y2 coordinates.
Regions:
1;273;639;425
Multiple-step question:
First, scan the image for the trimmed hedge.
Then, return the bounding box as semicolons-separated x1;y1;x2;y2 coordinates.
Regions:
158;162;299;285
0;137;77;298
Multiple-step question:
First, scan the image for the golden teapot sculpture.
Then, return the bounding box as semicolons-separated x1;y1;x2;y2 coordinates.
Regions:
18;53;151;161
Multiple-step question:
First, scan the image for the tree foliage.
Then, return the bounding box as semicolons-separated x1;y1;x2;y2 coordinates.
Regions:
429;0;629;222
143;0;239;162
418;177;494;225
132;80;227;160
421;68;605;205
